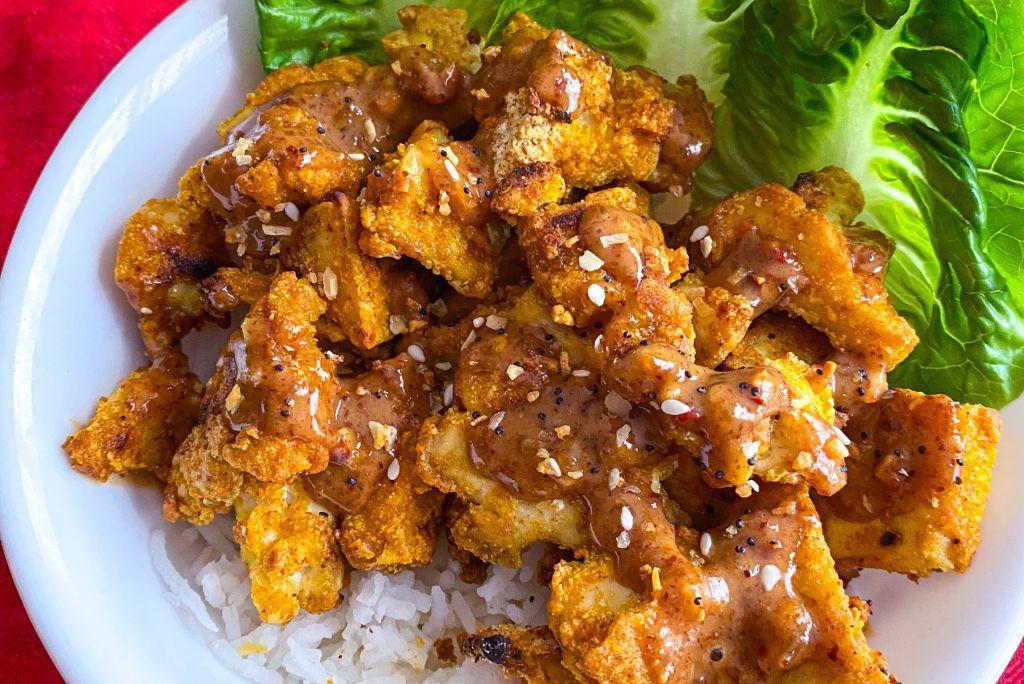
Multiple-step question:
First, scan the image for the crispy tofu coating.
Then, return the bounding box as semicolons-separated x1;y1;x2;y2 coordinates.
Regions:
63;355;201;482
722;311;833;371
114;198;226;356
360;120;503;296
474;14;712;217
548;489;890;683
382;5;480;74
200;266;272;315
234;480;347;623
303;354;444;572
417;412;588;567
283;193;394;347
461;625;575;683
676;273;755;367
817;389;1000;576
676;182;917;370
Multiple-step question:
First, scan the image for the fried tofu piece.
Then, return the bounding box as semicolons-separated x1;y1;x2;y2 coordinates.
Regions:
417;413;588;567
461;626;576;683
234;480;347;623
360;121;502;296
548;489;890;683
817;389;1000;576
382;5;478;73
283;194;395;347
63;355;201;482
678;183;917;370
675;274;755;367
114;198;226;356
303;354;444;572
219;272;339;481
475;15;710;217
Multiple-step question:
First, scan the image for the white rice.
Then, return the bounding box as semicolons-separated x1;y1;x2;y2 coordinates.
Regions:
153;519;549;683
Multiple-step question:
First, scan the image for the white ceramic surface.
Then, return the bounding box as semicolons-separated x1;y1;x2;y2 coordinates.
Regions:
1;1;1022;682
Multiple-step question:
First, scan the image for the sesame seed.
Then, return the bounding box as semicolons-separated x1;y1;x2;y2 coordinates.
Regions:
660;399;690;416
689;225;709;242
321;267;338;300
620;506;634;531
761;564;781;590
407;344;426;363
578;250;604;271
363;118;377;142
587;283;606;306
608;468;622;490
435;361;453;371
443;158;460;181
615;530;631;549
699;235;714;258
387;458;400;481
526;390;540;403
700;532;712;556
488;411;505;430
485;315;507;330
139;306;153;315
283;202;300;221
506;364;525;380
571;369;591;377
537;457;562;477
615;424;632;447
443;383;454;407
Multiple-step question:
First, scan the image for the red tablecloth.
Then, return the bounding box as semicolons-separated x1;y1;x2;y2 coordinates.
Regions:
0;1;1022;682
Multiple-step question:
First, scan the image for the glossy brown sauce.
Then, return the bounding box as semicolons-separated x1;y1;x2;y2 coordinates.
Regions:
579;205;666;286
829;350;887;411
304;354;432;515
702;230;807;317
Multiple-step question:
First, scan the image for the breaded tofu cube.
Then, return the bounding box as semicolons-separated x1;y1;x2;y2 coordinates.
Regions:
548;488;890;683
382;5;479;74
219;272;339;482
63;355;201;482
474;14;711;217
283;193;395;347
114;198;226;356
303;354;444;572
722;311;833;371
200;266;272;315
677;183;917;370
360;121;502;297
461;626;576;683
234;480;347;624
817;389;1000;576
675;274;754;367
417;413;587;567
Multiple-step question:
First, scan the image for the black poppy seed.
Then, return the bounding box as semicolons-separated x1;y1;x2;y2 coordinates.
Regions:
693;458;707;471
555;396;564;405
739;381;749;390
374;391;383;399
894;449;903;457
856;387;866;397
954;476;963;485
479;634;512;665
645;444;655;452
590;466;600;473
369;154;377;161
623;331;632;338
472;411;481;418
280;409;290;417
768;333;776;339
746;537;756;546
347;477;357;486
603;275;612;283
750;386;761;397
734;545;745;554
697;386;707;394
646;392;657;400
494;426;504;435
299;146;307;153
880;531;898;546
735;519;744;528
710;647;724;662
545;334;554;341
778;282;788;291
640;339;649;346
918;445;926;454
595;321;604;329
815;368;823;375
537;412;546;420
476;177;484;184
274;364;284;371
472;148;481;157
440;149;448;157
836;405;847;413
747;457;756;466
554;387;562;395
956;458;965;466
373;169;382;177
694;596;702;605
861;431;868;439
714;470;725;479
841;465;848;472
512;361;522;367
317;125;325;134
484;189;492;197
684;370;694;379
344;96;352;103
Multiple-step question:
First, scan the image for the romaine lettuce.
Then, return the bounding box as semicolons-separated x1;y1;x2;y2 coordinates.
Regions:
254;0;1024;407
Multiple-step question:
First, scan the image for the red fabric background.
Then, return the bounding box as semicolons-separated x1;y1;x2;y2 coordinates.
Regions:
0;1;1021;682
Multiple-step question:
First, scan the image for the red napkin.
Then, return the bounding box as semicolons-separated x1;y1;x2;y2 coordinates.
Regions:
0;1;1021;682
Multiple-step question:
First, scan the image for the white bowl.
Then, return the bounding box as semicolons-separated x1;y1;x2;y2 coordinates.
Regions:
1;0;1022;681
